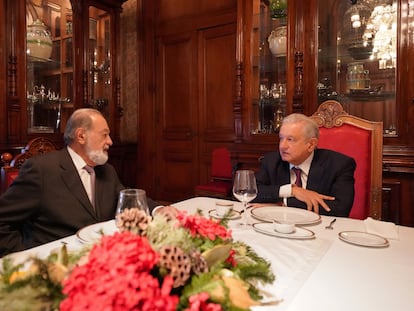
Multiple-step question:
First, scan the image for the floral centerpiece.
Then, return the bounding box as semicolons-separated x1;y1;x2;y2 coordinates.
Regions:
0;209;275;311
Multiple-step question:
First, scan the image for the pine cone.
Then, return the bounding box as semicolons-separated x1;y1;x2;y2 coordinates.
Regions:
189;249;209;275
159;245;192;288
116;208;151;235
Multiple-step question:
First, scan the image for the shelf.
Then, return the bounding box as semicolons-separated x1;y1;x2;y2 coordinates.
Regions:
344;91;395;102
319;91;395;104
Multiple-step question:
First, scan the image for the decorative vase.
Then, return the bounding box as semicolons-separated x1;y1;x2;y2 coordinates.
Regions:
26;19;53;60
268;26;287;57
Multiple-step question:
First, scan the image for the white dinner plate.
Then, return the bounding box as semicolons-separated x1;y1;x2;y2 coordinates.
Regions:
208;209;241;220
338;231;389;248
76;220;118;244
252;222;315;240
250;206;321;225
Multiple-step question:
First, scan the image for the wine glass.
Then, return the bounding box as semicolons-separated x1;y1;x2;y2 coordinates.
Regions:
115;189;149;229
233;170;258;227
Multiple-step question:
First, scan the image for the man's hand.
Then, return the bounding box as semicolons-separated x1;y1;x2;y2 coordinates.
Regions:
154;205;178;221
291;185;334;214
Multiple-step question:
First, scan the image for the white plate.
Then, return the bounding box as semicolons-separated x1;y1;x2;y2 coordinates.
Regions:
338;231;389;248
76;220;118;244
251;206;321;225
252;222;315;240
208;209;241;220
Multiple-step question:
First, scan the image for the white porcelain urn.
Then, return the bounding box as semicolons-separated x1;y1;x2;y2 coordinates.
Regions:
26;19;52;60
268;26;287;57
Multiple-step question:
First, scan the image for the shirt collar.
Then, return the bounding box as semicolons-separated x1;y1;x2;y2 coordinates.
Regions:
289;151;314;176
67;146;88;171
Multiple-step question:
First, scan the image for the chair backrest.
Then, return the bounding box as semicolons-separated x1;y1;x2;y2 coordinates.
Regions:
211;147;233;180
310;100;383;220
1;137;58;193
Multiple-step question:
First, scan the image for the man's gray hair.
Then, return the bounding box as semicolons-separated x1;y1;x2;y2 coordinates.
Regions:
63;108;103;146
282;113;320;140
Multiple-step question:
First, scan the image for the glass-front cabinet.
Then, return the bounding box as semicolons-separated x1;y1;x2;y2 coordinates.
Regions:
250;0;288;134
3;0;125;146
26;0;73;134
246;0;402;139
88;7;112;118
318;0;397;136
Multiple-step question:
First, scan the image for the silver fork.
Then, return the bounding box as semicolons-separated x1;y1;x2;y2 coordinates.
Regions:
325;218;336;230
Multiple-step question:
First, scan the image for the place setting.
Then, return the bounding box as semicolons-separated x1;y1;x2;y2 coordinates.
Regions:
76;220;117;244
336;217;397;248
248;204;321;239
208;201;241;220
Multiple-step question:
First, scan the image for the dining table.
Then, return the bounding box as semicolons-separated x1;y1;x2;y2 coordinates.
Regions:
4;196;414;311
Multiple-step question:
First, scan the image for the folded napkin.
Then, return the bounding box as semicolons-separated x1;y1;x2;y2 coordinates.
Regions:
364;217;399;240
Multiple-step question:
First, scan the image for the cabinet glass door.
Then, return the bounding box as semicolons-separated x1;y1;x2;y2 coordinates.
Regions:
251;0;288;134
26;0;73;134
88;6;111;121
318;0;397;136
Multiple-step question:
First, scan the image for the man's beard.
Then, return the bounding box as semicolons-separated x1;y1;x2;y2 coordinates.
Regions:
85;143;108;165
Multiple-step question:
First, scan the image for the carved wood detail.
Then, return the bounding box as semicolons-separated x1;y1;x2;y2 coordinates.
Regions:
311;100;349;128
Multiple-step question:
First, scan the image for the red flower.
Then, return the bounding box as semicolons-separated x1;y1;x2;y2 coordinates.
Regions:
176;211;232;241
60;232;179;311
225;249;237;267
184;292;223;311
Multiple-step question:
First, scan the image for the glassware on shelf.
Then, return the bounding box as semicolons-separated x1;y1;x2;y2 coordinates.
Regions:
346;62;370;91
269;0;288;19
27;85;71;133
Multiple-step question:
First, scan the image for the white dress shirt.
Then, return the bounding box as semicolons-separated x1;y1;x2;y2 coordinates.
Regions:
279;152;314;198
67;146;94;203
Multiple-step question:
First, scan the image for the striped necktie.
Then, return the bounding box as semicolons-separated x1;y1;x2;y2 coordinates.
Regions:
292;167;302;188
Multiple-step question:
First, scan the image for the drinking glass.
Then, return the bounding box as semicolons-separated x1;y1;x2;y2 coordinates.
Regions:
233;170;258;227
115;189;149;228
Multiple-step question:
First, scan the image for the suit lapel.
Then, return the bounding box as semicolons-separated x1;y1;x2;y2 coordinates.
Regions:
307;150;324;190
59;149;97;218
279;163;291;185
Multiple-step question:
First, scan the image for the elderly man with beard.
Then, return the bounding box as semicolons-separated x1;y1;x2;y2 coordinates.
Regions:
0;108;170;257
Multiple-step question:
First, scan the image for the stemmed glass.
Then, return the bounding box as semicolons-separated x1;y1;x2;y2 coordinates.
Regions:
115;189;150;230
233;170;258;227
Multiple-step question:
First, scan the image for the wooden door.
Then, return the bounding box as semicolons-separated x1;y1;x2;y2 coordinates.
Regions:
155;23;236;202
197;23;237;182
156;32;199;202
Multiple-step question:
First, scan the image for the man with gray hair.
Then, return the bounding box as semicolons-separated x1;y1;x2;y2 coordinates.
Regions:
0;108;162;257
254;113;356;216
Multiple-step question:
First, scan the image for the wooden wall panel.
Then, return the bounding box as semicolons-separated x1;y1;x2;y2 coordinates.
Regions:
198;23;236;142
156;0;236;21
155;32;199;201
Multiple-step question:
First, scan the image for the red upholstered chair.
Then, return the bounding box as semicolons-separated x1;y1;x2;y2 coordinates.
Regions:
310;100;383;220
1;137;57;194
194;147;235;199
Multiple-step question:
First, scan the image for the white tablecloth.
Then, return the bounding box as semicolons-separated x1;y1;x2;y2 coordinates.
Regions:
173;197;414;311
5;197;414;311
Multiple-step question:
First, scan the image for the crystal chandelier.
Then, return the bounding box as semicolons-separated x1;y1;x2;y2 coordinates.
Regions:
363;1;397;69
342;0;374;60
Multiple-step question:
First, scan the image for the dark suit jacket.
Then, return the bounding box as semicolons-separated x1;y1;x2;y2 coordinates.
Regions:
0;148;158;257
255;149;356;217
